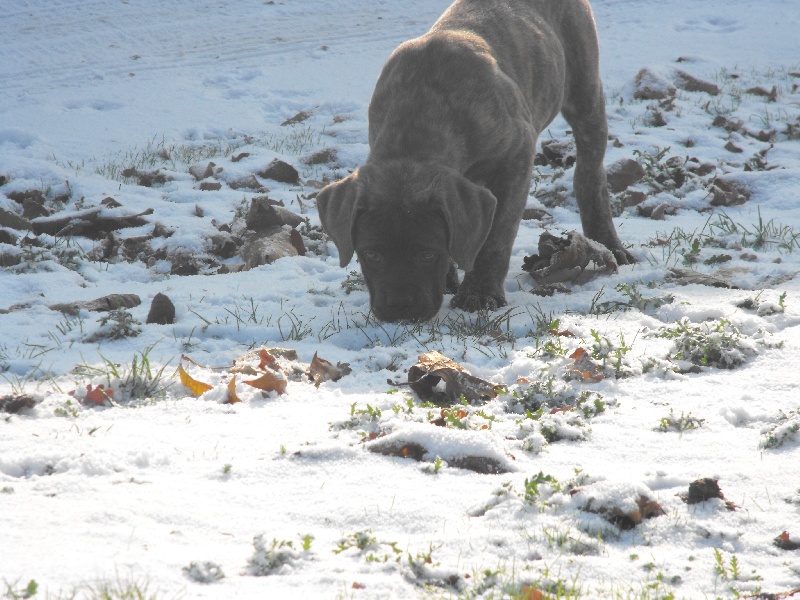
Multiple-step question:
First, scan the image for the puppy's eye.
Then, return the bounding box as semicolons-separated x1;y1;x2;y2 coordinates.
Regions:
419;250;436;262
362;250;381;262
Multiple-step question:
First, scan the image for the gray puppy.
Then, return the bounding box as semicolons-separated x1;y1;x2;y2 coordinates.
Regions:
318;0;633;322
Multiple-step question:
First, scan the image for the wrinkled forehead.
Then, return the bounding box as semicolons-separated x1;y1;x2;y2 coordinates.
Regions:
354;208;448;247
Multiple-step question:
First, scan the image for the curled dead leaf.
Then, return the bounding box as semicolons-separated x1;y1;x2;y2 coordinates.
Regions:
309;351;351;386
258;349;279;371
523;231;618;285
408;350;502;404
227;375;242;404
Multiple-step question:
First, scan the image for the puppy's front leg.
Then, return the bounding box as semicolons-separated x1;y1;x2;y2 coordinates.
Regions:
451;153;533;312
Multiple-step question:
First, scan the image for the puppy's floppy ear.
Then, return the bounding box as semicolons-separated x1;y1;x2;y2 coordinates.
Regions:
316;170;365;267
436;169;497;272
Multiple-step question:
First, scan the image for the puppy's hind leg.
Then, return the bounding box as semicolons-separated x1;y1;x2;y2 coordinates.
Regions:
563;75;635;265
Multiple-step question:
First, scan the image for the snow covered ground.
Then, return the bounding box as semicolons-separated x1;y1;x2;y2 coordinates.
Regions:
1;0;800;598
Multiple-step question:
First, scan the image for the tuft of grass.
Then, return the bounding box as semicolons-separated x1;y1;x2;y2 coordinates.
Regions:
759;408;800;449
73;344;173;403
655;317;771;369
182;561;224;584
658;409;705;433
85;309;142;342
333;530;378;555
2;579;38;600
247;536;300;576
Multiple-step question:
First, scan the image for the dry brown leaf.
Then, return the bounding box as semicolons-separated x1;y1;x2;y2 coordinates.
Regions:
179;364;213;396
523;231;618;285
408;350;502;404
244;371;287;395
568;347;604;382
309;351;351;386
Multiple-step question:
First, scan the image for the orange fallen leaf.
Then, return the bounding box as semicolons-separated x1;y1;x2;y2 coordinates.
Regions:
569;347;604;382
552;329;576;337
179;363;213;396
352;582;365;590
227;375;242;404
84;384;114;405
244;371;287;395
520;586;544;600
569;347;588;360
774;531;800;551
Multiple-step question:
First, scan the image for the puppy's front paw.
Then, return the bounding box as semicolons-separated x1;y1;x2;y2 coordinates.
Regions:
450;281;507;313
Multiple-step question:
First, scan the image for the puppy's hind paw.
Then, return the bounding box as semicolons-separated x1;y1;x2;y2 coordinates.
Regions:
612;245;636;266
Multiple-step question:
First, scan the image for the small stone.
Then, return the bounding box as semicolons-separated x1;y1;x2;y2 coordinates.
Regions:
218;263;246;274
189;162;216;181
686;478;723;504
170;256;200;276
633;68;676;100
209;233;239;259
258;159;299;184
7;189;46;205
303;148;338;165
0;208;30;234
0;230;18;245
146;293;176;325
281;110;312;126
522;207;550;221
620;190;647;208
606;158;646;193
724;140;744;154
101;197;122;208
229;174;264;190
240;228;299;269
746;86;778;102
245;197;304;231
673;70;720;95
645;107;667;127
22;198;50;219
50;294;141;316
0;395;40;414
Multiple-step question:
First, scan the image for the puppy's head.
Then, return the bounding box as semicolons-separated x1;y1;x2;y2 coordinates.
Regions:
317;161;496;322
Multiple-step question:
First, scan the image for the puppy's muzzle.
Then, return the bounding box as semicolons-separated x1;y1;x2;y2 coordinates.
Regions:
371;290;439;323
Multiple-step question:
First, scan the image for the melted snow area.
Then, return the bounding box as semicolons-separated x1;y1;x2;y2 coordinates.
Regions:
1;0;800;598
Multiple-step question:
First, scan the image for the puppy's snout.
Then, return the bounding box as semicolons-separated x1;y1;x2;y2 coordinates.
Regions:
373;289;435;323
386;292;415;310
